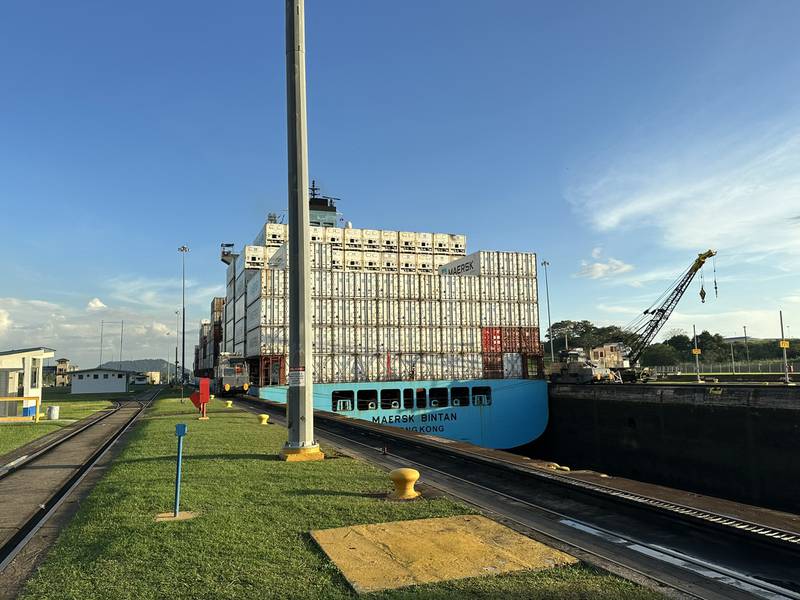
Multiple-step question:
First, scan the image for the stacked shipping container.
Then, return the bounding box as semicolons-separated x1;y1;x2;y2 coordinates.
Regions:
194;297;226;377
223;223;542;385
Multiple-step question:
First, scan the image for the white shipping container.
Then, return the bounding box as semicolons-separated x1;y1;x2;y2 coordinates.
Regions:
381;230;398;251
434;254;452;271
433;233;450;254
377;299;399;325
264;297;287;326
440;276;460;301
330;249;344;270
264;223;287;246
419;300;440;327
479;251;499;276
244;245;266;269
377;326;400;352
321;227;341;246
330;271;346;296
344;228;363;249
313;298;331;325
309;225;324;243
363;272;380;298
363;251;381;271
399;253;416;273
503;353;523;378
451;234;467;255
226;261;236;285
441;301;462;327
480;301;501;327
497;252;518;277
417;232;433;253
344;271;364;297
462;327;482;352
398;273;419;299
246;300;265;331
498;276;519;301
419;274;439;300
362;229;380;249
416;254;433;273
398;231;416;252
440;327;462;353
482;277;500;301
382;252;398;272
500;301;520;326
461;277;481;301
519;301;539;328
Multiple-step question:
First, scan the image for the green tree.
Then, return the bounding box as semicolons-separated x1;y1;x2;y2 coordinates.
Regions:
640;343;681;366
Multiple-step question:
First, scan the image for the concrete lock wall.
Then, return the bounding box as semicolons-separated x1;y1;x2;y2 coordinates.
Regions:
526;384;800;513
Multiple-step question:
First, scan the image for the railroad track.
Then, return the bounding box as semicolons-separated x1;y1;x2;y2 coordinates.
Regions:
0;387;163;573
239;396;800;600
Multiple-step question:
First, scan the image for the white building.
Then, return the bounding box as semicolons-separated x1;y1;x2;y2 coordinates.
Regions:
0;347;55;419
70;368;129;394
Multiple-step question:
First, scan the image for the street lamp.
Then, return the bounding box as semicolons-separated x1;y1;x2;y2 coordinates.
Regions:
540;260;555;363
178;245;189;400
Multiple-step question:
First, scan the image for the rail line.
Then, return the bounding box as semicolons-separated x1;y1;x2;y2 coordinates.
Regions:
0;387;163;573
239;396;800;600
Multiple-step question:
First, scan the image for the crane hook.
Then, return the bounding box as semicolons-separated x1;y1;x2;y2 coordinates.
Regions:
699;271;706;303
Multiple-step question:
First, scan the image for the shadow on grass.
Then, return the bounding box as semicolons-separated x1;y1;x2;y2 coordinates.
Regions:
289;489;387;499
116;453;282;465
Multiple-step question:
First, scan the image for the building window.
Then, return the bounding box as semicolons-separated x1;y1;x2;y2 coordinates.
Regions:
78;374;84;380
332;390;353;412
451;387;469;407
103;374;109;379
403;389;414;409
473;386;492;406
118;374;123;379
93;374;99;379
415;388;427;409
429;387;448;408
356;389;378;411
380;389;400;410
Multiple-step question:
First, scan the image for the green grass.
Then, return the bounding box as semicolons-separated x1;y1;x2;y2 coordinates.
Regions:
0;389;121;457
19;396;660;600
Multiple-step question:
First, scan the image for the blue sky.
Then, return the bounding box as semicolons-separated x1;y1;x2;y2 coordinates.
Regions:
2;1;799;367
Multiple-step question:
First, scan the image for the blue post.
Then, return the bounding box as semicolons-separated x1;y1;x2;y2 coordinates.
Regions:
174;423;187;517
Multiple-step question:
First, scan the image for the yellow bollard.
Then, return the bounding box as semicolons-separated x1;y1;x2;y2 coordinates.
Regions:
210;394;215;400
388;468;421;500
226;400;233;408
243;383;249;392
258;414;269;425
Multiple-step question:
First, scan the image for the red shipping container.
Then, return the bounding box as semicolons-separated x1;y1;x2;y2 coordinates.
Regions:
520;327;543;354
501;327;521;352
481;327;502;353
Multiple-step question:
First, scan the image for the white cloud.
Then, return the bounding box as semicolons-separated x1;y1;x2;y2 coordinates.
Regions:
568;128;800;269
86;297;107;311
0;309;10;335
577;257;634;280
591;247;603;259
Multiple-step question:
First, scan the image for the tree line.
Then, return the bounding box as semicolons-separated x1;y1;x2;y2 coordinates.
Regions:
544;320;797;366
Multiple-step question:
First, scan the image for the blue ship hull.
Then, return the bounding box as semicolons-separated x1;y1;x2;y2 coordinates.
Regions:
250;378;548;450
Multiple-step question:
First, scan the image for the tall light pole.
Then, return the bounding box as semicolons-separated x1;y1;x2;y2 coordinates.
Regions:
281;0;323;462
178;245;189;400
729;340;736;374
743;325;750;372
175;310;180;385
540;260;555;363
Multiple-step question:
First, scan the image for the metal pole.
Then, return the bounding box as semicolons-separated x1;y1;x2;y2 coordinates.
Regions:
119;320;124;371
178;247;189;399
693;324;701;383
743;325;750;372
281;0;322;461
175;310;180;385
541;260;555;363
780;310;790;384
174;434;184;517
729;341;736;374
99;320;104;367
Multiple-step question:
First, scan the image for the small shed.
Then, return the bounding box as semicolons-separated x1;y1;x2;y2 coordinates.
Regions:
71;368;129;394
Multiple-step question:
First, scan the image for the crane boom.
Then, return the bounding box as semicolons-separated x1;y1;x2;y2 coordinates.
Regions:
627;249;716;365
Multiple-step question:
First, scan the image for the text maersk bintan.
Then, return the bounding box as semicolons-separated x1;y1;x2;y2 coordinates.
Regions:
372;411;457;434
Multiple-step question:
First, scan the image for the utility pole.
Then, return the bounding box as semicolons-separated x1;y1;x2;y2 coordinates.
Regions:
281;0;323;462
175;310;180;385
780;310;791;384
743;325;750;372
541;260;555;363
99;320;105;367
693;324;701;383
178;246;189;401
119;320;124;371
729;341;736;374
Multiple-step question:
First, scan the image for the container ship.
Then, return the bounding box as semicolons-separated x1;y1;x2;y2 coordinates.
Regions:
194;187;547;449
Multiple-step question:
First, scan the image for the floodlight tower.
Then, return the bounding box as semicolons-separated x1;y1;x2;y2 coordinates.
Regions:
281;0;323;461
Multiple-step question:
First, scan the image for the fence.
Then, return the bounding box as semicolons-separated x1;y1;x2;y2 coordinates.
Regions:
651;361;798;375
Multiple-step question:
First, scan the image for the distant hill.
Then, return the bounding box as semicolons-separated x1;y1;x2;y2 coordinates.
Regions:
99;359;188;376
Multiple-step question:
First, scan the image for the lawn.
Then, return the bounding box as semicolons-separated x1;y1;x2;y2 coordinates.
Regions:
0;387;127;457
19;395;661;600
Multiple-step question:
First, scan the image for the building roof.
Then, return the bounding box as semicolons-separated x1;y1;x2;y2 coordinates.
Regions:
0;347;56;357
70;367;131;375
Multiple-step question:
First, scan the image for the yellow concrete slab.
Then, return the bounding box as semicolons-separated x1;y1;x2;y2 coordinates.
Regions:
311;514;577;594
